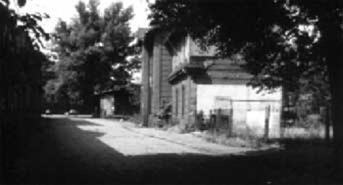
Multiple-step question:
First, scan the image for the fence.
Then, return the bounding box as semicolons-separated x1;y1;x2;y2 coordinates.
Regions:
196;99;282;139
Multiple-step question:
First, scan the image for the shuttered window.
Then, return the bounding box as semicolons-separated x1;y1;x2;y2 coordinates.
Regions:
175;89;179;116
181;85;185;117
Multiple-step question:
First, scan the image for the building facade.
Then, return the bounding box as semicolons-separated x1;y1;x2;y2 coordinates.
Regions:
140;32;173;126
141;31;282;138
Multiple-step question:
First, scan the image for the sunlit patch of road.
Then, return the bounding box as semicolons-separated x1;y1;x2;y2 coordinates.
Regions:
71;117;253;156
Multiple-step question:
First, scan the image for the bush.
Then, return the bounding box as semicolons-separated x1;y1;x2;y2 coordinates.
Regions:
150;102;172;128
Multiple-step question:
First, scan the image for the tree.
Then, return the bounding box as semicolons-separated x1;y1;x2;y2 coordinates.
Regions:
45;0;134;113
1;0;49;183
0;0;50;116
149;0;343;177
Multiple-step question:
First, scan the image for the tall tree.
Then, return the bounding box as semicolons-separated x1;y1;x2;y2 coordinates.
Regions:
149;0;343;177
45;0;134;113
1;0;49;183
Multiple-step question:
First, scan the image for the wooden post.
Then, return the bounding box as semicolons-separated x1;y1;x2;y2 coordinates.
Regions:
210;110;215;131
216;109;221;132
228;108;233;137
325;105;331;143
264;105;271;140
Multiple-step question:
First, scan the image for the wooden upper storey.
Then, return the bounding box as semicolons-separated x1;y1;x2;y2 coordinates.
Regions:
169;36;217;72
167;35;252;85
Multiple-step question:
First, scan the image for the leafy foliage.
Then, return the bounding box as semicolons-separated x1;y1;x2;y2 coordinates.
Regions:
0;0;50;51
44;0;135;113
149;0;331;92
149;0;343;176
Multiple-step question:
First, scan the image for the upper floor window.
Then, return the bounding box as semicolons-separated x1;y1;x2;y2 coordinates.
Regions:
181;85;185;117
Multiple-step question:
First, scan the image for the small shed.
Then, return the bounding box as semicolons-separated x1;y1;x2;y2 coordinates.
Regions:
95;84;140;118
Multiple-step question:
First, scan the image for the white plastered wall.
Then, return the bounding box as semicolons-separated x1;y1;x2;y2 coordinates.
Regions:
196;84;282;137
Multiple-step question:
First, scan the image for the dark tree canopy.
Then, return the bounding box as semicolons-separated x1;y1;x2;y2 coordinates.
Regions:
149;0;334;91
149;0;343;177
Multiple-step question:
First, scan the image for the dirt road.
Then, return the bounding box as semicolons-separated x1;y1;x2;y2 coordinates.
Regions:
77;117;252;156
5;116;281;184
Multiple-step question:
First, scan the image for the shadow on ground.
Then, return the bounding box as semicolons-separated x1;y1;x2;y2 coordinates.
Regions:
3;117;340;185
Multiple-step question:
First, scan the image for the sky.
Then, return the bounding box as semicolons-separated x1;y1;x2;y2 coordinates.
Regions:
16;0;152;33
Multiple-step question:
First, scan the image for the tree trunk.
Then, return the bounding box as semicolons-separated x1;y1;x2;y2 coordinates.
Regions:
326;28;343;178
328;76;343;179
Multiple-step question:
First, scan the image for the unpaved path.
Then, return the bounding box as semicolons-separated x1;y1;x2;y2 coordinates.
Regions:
8;116;275;184
78;118;252;156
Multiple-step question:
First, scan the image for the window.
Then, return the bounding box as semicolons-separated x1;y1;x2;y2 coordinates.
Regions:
181;85;185;117
175;89;179;116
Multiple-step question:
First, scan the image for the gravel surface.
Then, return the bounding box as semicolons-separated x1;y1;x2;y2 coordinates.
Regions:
8;116;330;184
79;118;253;156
